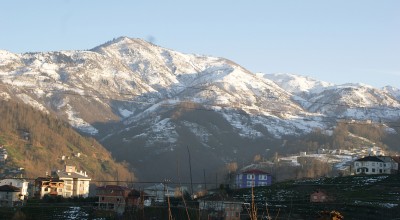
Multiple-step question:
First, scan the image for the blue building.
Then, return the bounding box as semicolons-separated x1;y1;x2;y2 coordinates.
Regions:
235;169;272;189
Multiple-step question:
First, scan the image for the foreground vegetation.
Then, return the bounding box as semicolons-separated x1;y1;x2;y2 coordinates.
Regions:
233;174;400;219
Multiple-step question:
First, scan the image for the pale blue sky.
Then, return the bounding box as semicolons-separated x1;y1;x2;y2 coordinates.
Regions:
1;0;399;88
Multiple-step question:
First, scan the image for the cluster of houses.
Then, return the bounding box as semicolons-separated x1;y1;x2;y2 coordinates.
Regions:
1;148;400;218
0;165;91;207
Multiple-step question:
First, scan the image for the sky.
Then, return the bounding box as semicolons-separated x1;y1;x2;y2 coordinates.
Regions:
1;0;399;88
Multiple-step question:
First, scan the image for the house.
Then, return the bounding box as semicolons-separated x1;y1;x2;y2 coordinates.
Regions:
198;193;242;220
126;189;149;207
34;177;64;199
96;185;131;215
378;156;398;173
144;183;175;203
310;190;329;203
54;165;91;198
0;179;29;200
354;156;398;175
0;185;23;207
391;156;400;174
235;169;272;189
126;189;141;207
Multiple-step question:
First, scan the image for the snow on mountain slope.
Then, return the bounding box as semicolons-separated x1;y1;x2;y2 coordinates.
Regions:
1;37;399;181
383;86;400;101
259;73;333;95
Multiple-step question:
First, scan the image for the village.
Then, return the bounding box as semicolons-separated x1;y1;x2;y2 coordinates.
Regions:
0;143;399;219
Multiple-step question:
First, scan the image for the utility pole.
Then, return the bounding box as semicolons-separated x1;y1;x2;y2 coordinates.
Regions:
203;169;207;191
187;145;194;197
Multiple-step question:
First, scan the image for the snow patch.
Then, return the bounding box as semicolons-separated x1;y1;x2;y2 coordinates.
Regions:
65;104;98;134
119;108;133;117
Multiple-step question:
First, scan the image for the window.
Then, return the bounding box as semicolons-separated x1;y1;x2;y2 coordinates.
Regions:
101;197;105;201
355;162;360;167
259;175;267;180
372;168;376;172
372;163;375;166
247;174;254;180
247;181;253;187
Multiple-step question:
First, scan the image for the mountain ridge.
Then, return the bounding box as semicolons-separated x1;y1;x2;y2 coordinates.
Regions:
0;37;399;182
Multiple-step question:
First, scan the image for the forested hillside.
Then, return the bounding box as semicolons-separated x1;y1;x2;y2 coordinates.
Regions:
0;99;134;181
279;121;394;155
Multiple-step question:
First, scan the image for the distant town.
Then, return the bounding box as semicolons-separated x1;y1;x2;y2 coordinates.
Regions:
1;143;399;219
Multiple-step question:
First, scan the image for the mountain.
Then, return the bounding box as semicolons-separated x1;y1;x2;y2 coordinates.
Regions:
0;99;133;181
0;37;399;182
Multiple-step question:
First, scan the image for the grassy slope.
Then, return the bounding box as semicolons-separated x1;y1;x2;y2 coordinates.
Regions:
233;174;400;220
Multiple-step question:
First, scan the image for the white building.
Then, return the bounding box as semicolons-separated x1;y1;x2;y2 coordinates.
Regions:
55;165;91;198
0;185;23;207
144;183;175;203
354;156;397;175
0;179;29;200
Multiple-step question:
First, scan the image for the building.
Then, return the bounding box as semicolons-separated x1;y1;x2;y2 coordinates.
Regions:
34;177;64;199
144;183;175;203
235;169;272;188
96;185;131;215
391;156;400;174
198;193;242;220
126;189;141;207
0;179;29;200
378;156;398;173
354;156;398;175
310;190;329;203
0;147;7;163
0;185;23;207
55;165;91;198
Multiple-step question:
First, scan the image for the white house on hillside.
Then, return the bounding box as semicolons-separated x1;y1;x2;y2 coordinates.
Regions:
354;156;398;175
54;165;91;198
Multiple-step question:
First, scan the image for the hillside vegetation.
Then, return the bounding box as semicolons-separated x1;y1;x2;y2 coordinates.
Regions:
0;99;134;182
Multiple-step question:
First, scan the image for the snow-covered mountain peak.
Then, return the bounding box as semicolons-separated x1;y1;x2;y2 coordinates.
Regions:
260;72;333;95
91;36;158;54
336;82;374;89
